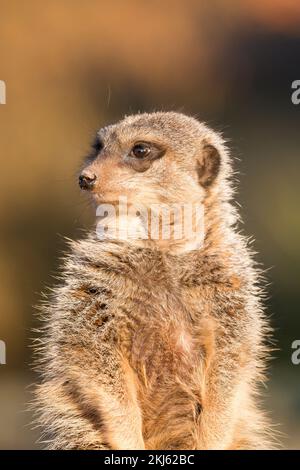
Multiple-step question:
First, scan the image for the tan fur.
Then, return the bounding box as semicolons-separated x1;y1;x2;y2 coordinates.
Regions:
33;112;275;449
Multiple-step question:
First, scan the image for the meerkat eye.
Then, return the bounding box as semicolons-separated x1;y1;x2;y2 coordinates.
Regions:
130;143;151;159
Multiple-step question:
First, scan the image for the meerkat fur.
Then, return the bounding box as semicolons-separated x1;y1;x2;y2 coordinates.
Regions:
33;112;275;449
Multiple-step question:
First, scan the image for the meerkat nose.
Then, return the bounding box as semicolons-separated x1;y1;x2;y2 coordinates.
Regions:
79;172;97;190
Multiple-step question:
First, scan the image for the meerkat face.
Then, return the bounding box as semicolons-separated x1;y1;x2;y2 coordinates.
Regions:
79;112;222;207
79;112;224;251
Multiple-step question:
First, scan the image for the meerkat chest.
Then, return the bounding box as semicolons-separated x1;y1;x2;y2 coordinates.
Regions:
118;290;201;383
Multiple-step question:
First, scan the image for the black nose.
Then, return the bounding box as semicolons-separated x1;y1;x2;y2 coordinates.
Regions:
79;173;97;190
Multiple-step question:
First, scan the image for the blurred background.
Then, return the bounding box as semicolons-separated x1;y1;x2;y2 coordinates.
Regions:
0;0;300;449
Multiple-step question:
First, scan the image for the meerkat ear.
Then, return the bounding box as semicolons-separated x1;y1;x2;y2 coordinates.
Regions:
196;144;221;188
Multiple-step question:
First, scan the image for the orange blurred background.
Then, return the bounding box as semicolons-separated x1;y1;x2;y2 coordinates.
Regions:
0;0;300;448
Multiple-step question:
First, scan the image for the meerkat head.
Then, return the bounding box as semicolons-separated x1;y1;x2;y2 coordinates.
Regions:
79;112;230;252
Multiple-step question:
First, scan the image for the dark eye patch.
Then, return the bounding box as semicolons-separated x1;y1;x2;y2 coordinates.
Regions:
84;135;104;163
126;141;166;172
91;135;104;153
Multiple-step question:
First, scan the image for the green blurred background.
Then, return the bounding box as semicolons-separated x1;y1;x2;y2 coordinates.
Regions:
0;0;300;449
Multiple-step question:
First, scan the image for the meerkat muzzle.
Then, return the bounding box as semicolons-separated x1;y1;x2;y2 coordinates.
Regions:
79;172;97;190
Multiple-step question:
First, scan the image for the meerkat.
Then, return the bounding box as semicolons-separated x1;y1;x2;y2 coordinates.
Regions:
34;112;274;450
